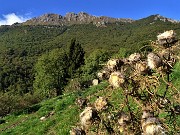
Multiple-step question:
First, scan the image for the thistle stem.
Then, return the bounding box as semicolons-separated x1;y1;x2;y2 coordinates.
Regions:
163;40;171;98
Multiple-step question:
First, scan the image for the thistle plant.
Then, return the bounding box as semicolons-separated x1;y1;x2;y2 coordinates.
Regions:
71;30;180;135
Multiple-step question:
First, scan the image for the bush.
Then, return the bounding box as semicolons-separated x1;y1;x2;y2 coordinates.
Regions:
0;92;42;117
82;49;110;78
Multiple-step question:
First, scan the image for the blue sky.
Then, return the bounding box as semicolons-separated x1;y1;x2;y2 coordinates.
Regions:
0;0;179;25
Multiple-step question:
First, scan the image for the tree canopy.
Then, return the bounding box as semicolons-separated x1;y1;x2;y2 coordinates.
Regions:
33;48;68;97
67;39;85;77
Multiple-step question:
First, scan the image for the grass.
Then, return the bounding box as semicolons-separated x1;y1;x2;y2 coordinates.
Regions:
0;65;180;135
0;81;109;135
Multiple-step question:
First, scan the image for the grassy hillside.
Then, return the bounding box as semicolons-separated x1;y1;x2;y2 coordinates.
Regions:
0;82;109;134
0;66;180;134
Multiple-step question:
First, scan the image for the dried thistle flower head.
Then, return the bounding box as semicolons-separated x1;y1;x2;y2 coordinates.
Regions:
116;111;130;133
117;111;130;125
141;109;166;135
70;127;86;135
147;53;162;69
142;110;154;119
94;96;108;111
107;59;124;71
128;53;141;62
97;72;104;80
76;98;88;109
135;61;149;75
141;117;166;135
157;30;177;46
97;68;110;80
109;71;125;88
79;107;99;130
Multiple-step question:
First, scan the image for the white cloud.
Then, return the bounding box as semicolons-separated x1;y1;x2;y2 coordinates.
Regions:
0;13;30;26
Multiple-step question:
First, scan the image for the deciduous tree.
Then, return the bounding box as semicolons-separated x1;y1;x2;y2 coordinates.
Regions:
33;48;68;98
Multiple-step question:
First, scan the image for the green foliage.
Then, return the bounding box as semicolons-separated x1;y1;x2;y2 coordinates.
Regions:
82;49;110;77
33;48;68;98
1;16;180;117
67;39;85;77
1;18;180;96
0;92;41;117
112;47;128;58
171;62;180;88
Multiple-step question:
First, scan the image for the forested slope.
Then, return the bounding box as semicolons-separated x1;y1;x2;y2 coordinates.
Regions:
0;14;180;116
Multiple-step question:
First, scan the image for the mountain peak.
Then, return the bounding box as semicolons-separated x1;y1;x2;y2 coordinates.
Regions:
23;12;134;26
153;14;179;23
26;13;64;25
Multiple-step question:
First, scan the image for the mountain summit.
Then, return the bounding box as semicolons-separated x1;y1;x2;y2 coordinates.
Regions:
23;12;134;26
153;14;179;23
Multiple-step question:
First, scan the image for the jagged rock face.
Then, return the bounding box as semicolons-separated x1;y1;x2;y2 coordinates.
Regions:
25;13;65;25
23;12;134;26
65;12;96;24
154;14;179;23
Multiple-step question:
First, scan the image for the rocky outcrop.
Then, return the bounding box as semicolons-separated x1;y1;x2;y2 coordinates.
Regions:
154;14;179;23
23;12;134;26
24;13;65;25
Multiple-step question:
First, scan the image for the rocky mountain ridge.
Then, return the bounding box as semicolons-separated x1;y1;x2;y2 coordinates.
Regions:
9;12;179;27
23;12;180;27
23;12;134;26
154;14;179;23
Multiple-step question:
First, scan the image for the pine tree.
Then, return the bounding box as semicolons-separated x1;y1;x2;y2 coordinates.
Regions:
68;39;85;77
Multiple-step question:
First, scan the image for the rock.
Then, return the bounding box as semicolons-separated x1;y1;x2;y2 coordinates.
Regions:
24;12;134;26
154;14;179;23
40;116;46;121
